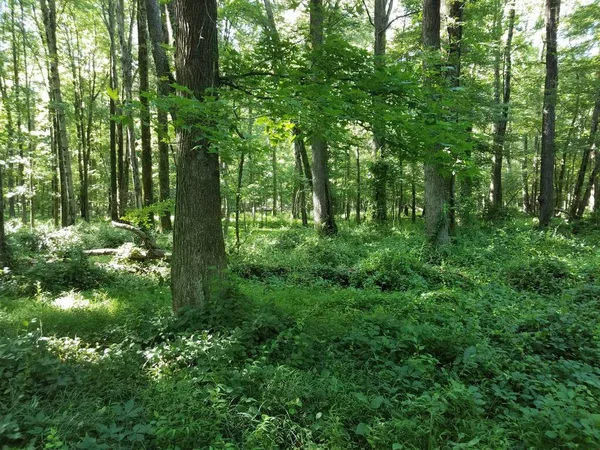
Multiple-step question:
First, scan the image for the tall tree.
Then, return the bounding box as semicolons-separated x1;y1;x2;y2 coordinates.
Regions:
539;0;560;227
40;0;77;226
422;0;449;245
146;0;174;231
370;0;393;223
571;83;600;218
171;0;227;311
446;0;465;234
138;0;153;216
490;1;515;211
117;0;142;210
309;0;337;235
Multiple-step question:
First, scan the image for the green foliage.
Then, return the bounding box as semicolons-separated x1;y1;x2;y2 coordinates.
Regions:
2;220;600;448
505;258;572;295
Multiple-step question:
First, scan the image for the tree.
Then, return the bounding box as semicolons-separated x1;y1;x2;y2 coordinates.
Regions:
490;0;515;212
309;0;337;236
146;0;174;231
422;0;449;245
171;0;227;311
40;0;77;227
138;0;153;217
539;0;560;227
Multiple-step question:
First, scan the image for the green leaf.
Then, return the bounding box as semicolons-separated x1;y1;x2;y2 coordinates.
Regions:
370;395;384;409
355;422;369;436
106;86;119;102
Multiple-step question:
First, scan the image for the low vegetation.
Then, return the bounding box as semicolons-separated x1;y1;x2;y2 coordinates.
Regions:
1;216;600;449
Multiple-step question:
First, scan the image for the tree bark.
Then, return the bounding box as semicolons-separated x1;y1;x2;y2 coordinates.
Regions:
423;0;450;246
539;0;560;227
370;0;393;224
40;0;77;227
139;0;153;217
146;0;175;231
446;0;465;234
310;0;337;235
293;130;309;226
171;0;227;311
571;85;600;218
106;0;119;221
118;0;142;210
490;1;515;212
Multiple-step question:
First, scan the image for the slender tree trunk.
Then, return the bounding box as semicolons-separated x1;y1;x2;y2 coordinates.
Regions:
235;152;245;248
139;0;153;218
539;0;560;227
371;0;393;224
271;148;277;215
118;0;142;210
20;0;35;227
423;0;449;246
171;0;227;311
356;147;361;224
40;0;77;227
310;0;337;235
571;87;600;218
447;0;465;234
293;131;309;226
146;0;174;230
522;135;531;213
0;159;5;266
490;1;515;212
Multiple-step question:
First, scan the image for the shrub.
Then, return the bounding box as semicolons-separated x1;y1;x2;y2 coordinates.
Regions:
505;258;572;295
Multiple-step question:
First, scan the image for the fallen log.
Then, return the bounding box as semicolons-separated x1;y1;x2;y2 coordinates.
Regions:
84;222;170;261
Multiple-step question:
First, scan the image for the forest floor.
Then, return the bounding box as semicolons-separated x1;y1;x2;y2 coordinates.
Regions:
1;216;600;449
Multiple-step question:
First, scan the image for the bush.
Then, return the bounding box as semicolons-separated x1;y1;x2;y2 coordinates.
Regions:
505;258;572;295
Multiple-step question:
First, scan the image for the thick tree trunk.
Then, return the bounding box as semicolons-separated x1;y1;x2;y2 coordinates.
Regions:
539;0;560;227
139;0;153;217
171;0;227;311
310;0;337;235
423;0;450;246
40;0;77;227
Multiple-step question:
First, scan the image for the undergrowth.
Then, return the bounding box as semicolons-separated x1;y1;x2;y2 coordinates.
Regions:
1;217;600;449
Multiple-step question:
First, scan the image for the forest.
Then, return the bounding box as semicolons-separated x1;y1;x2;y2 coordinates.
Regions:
1;0;600;448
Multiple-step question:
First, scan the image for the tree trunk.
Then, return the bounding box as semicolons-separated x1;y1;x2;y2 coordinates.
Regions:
118;0;142;210
490;1;515;212
146;0;175;231
139;0;153;217
356;147;361;224
571;87;600;218
107;0;119;220
0;160;5;266
40;0;77;227
447;0;465;234
539;0;560;227
370;0;393;224
310;0;337;235
171;0;227;311
521;135;531;213
293;130;309;226
423;0;449;246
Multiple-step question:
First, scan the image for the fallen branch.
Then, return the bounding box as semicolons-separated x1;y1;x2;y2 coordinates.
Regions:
84;222;170;262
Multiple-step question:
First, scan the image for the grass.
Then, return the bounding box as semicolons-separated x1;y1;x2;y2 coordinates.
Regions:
1;216;600;449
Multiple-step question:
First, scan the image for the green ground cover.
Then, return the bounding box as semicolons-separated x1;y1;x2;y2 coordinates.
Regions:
1;217;600;449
